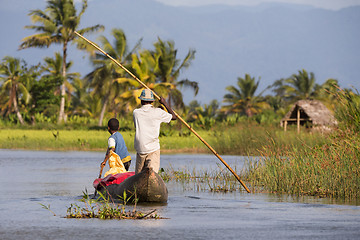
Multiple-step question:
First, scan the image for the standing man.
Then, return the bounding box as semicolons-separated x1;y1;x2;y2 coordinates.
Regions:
133;89;177;174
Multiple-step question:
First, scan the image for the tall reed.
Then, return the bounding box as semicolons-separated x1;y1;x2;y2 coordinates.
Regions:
245;130;360;199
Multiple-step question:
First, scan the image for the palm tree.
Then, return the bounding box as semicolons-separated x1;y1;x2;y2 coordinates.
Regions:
314;78;339;99
283;69;317;100
0;57;34;124
116;49;177;113
313;78;340;110
152;38;198;109
19;0;104;123
186;100;219;129
113;50;156;113
85;28;142;126
187;100;219;121
100;37;198;115
222;74;269;117
186;100;201;122
42;52;80;117
71;77;102;118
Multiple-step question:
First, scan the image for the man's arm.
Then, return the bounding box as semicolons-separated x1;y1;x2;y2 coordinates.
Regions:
159;97;177;120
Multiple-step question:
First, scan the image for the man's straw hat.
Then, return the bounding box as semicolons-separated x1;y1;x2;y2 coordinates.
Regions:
138;89;155;101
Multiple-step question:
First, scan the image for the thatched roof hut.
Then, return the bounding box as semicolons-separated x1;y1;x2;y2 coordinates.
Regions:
280;100;338;132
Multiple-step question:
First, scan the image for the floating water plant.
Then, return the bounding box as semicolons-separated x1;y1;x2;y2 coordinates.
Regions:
66;191;163;219
39;203;56;216
159;164;244;193
41;190;164;220
205;165;241;193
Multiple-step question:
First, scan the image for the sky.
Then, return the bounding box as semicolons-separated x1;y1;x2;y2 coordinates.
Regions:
155;0;360;10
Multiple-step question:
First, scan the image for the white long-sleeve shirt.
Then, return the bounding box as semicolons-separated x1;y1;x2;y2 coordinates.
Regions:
133;104;172;154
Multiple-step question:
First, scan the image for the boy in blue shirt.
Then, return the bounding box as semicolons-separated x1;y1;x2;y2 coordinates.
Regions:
101;118;131;176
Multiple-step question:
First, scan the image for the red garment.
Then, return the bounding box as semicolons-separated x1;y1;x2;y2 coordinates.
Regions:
93;171;135;189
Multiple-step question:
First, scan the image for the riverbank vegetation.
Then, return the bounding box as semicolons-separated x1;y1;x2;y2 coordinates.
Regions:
158;89;360;202
244;89;360;200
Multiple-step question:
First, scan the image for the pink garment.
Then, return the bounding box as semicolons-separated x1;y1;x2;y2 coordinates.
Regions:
93;171;135;189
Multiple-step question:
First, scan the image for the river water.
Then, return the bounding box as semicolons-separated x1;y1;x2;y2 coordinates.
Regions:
0;149;359;239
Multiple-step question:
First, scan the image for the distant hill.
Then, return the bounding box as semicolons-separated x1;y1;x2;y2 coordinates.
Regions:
1;0;359;104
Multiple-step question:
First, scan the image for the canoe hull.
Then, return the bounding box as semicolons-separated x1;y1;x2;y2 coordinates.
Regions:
97;167;168;203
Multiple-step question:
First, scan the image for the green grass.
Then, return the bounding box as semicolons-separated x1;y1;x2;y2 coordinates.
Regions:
0;123;329;156
0;129;110;151
208;123;330;155
0;128;207;152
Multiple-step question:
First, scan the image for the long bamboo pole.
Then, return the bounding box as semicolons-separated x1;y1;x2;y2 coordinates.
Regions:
74;31;250;193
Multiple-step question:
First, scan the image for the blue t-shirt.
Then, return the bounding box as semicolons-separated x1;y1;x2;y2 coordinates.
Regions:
108;132;130;160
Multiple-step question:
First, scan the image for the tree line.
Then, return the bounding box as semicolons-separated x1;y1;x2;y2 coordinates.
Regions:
0;0;355;128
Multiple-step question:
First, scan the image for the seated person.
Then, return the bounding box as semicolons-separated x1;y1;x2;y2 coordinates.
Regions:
101;118;131;177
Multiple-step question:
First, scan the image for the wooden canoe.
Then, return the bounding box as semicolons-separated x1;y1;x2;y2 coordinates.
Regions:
95;167;168;203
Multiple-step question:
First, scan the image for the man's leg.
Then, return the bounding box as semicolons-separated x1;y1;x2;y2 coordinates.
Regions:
135;153;146;174
146;149;160;173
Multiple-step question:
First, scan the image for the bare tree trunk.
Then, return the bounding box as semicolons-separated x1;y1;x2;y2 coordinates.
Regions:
245;108;253;118
58;42;68;123
58;83;66;123
31;115;36;126
12;94;24;125
167;95;172;109
98;97;108;127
